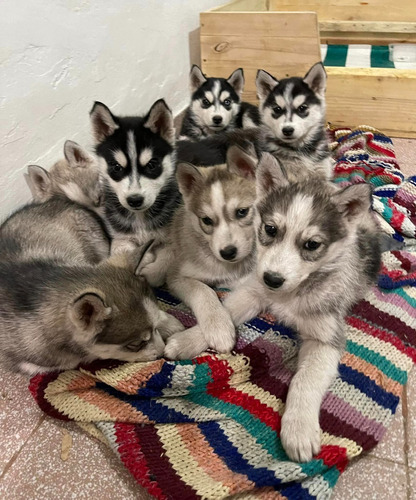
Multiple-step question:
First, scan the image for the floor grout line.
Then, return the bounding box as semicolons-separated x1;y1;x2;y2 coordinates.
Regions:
0;413;46;482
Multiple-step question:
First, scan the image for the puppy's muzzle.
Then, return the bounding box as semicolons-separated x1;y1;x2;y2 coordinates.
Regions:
263;271;285;289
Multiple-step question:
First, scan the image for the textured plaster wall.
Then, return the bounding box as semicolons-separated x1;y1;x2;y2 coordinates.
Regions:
0;0;223;218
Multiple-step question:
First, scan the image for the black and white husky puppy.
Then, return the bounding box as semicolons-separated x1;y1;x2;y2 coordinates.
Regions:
256;62;333;180
180;65;261;140
90;99;181;254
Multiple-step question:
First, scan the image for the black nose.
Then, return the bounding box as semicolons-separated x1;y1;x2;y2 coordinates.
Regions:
126;195;144;209
220;245;237;261
213;115;223;125
263;272;285;289
282;126;294;137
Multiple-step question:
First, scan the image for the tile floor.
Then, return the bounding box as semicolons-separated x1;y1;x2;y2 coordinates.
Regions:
0;138;415;499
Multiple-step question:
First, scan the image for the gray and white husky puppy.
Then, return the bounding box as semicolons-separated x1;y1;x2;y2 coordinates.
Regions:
90;99;181;254
161;146;258;360
256;62;333;180
0;197;183;375
169;153;381;461
180;65;261;140
25;140;103;209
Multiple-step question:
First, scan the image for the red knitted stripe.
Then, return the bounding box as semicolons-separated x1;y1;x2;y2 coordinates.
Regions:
205;356;281;431
28;372;70;421
114;423;166;500
389;203;406;228
316;445;348;473
366;138;396;158
134;424;198;499
391;251;416;273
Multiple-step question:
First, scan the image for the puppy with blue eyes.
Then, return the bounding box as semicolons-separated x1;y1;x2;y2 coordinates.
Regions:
179;65;261;140
256;62;333;180
90;99;181;254
160;146;258;360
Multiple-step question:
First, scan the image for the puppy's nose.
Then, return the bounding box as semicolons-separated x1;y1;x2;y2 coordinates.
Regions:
213;115;223;125
282;126;294;137
220;245;237;261
126;195;144;209
263;272;285;289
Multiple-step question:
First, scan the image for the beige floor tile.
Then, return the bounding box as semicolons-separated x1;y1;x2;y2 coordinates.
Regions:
409;467;416;500
369;401;406;465
0;367;44;475
405;369;416;469
332;455;407;500
0;416;152;500
393;138;416;177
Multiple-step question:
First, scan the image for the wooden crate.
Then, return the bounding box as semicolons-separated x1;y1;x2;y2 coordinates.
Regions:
200;0;416;138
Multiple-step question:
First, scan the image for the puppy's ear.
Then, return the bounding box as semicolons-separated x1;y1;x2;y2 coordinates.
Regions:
227;68;244;96
256;69;279;102
256;153;289;197
189;64;207;93
64;140;95;168
226;145;257;180
69;291;112;340
332;183;372;222
144;99;175;146
106;240;156;276
303;62;327;97
25;165;52;202
90;101;119;143
176;162;204;199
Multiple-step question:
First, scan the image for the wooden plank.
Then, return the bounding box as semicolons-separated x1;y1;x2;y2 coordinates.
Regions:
320;21;416;33
320;32;416;45
268;0;416;23
200;12;319;37
211;0;268;12
325;67;416;138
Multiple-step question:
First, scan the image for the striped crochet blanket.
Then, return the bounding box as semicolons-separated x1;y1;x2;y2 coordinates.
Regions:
30;126;416;499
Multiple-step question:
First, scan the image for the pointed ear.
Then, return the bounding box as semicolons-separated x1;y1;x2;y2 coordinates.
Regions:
69;292;112;338
90;101;119;143
25;165;52;202
256;69;279;102
303;62;327;97
256;153;289;197
106;240;155;275
189;64;207;93
331;183;372;222
176;162;204;199
226;145;257;180
144;99;175;146
227;68;244;96
64;140;95;168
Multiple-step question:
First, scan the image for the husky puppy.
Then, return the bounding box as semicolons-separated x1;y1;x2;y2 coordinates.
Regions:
90;99;181;254
0;198;183;375
25;140;103;209
256;62;333;180
223;153;380;461
180;65;261;140
161;147;258;360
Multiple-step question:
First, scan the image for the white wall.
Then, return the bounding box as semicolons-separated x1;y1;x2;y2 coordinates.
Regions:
0;0;223;217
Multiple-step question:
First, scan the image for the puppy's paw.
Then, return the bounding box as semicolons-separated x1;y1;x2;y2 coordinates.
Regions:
140;260;166;287
203;314;236;354
280;411;321;462
158;312;185;340
164;327;208;360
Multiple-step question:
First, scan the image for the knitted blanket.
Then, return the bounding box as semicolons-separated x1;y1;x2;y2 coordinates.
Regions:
30;126;416;499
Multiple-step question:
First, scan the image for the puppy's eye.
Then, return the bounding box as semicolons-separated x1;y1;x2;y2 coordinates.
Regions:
273;106;283;115
223;98;231;107
201;98;211;108
110;161;122;172
125;340;147;352
264;224;277;237
298;104;308;114
146;158;160;171
201;216;213;226
304;240;321;251
236;208;249;218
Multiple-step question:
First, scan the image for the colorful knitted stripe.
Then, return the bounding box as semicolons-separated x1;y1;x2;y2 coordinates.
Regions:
330;126;416;243
321;45;416;69
29;248;416;499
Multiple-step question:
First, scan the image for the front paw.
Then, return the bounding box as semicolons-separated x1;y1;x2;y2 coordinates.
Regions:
280;411;321;462
203;314;236;354
157;312;185;340
164;327;208;360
